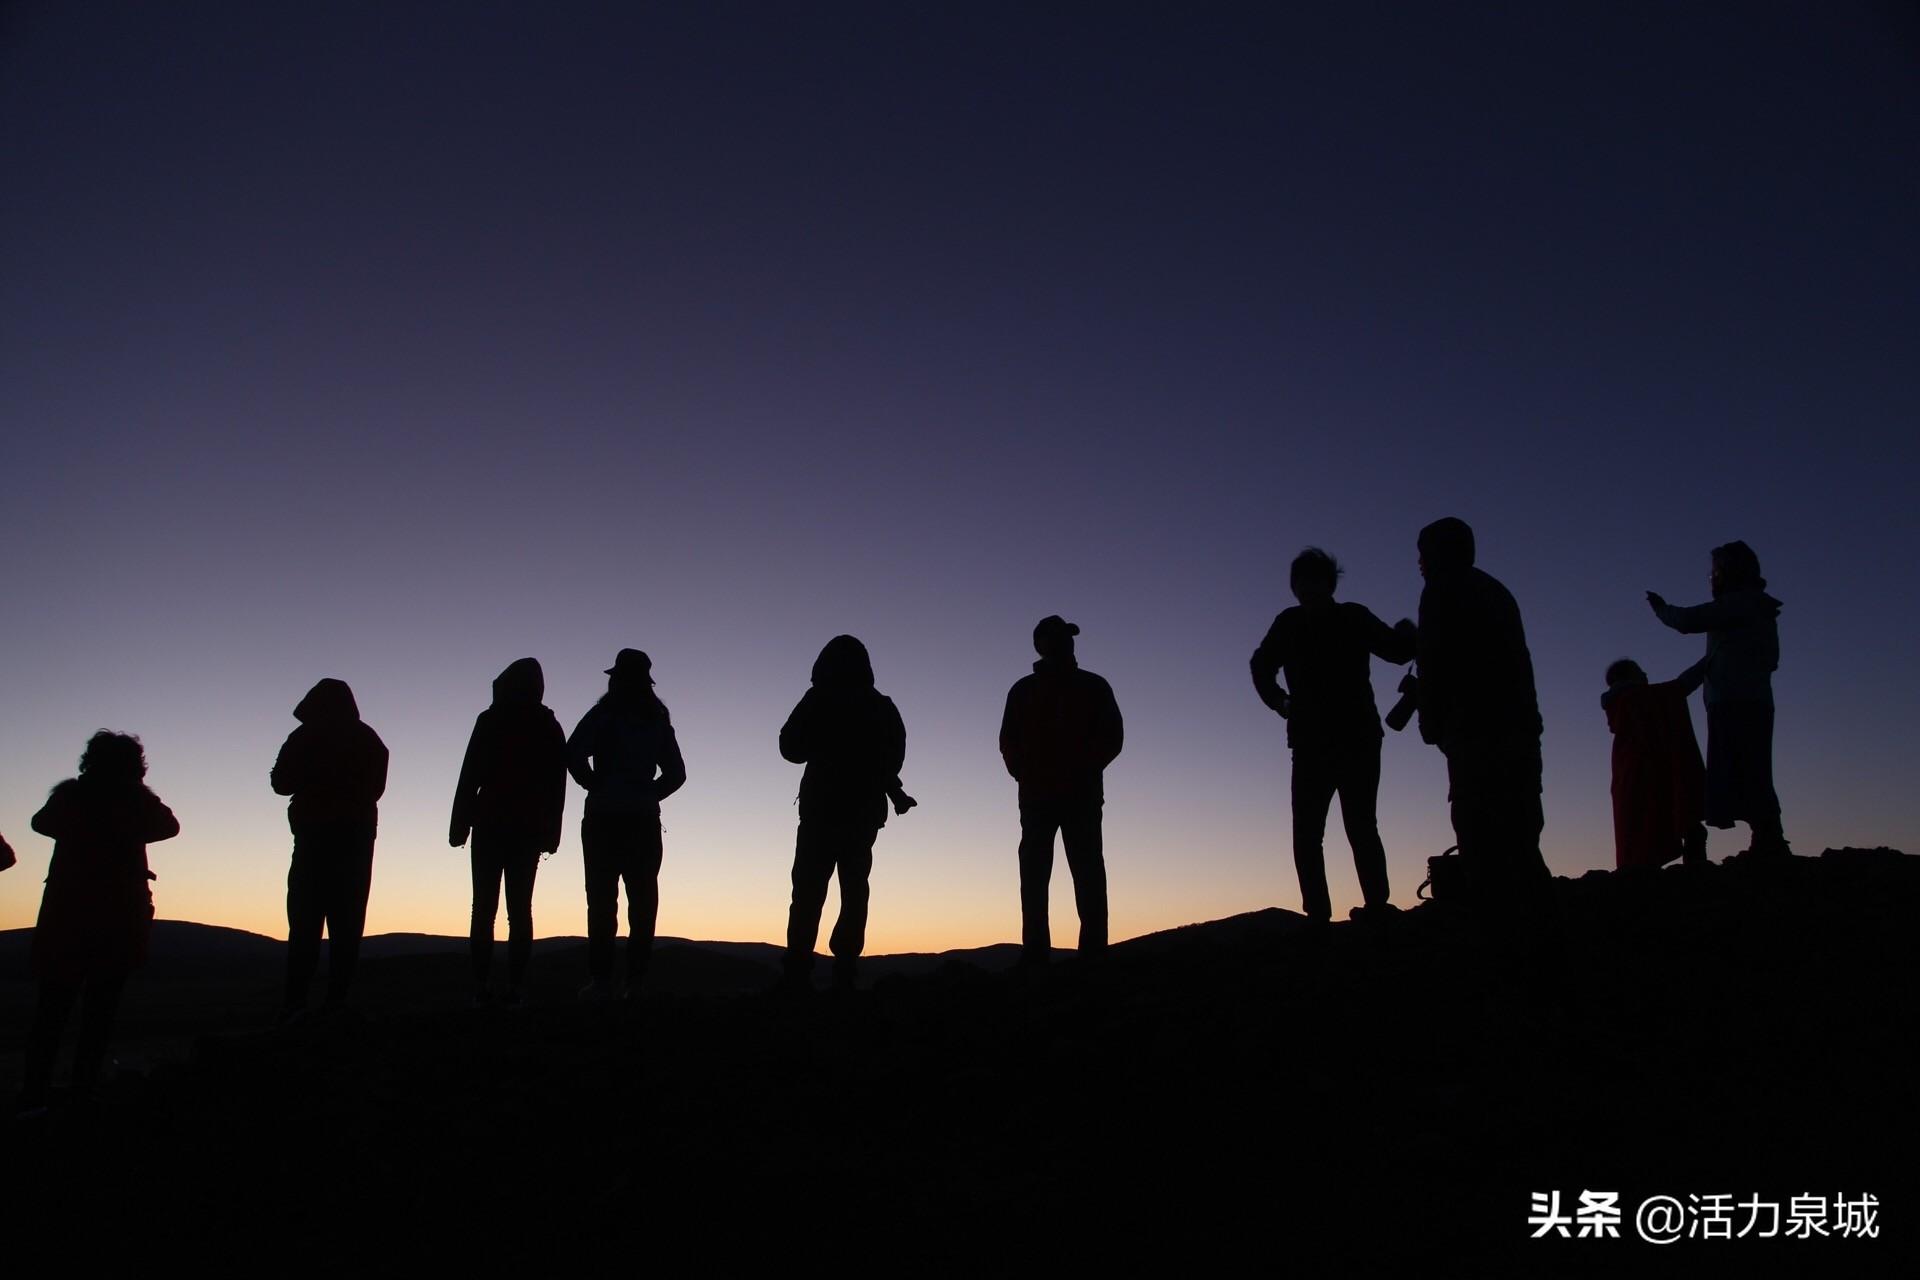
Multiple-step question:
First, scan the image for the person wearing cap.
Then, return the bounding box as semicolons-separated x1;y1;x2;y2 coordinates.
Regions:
1412;517;1550;902
778;635;908;991
566;649;687;998
999;615;1124;963
1249;548;1415;923
449;657;568;1007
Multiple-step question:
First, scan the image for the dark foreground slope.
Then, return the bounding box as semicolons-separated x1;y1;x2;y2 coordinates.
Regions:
3;849;1912;1270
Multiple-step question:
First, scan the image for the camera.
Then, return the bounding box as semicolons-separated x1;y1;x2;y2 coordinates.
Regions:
1384;672;1419;732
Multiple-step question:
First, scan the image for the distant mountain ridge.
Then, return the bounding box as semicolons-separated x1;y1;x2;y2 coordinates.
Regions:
0;919;1041;987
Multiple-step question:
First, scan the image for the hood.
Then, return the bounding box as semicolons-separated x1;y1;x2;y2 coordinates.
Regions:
493;657;545;706
811;635;875;689
294;678;360;724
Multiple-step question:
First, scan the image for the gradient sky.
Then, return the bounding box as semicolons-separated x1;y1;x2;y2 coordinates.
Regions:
3;2;1916;951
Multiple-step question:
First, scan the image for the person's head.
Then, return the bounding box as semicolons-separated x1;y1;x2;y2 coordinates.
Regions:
1605;658;1647;690
1032;615;1079;660
293;678;360;724
1417;517;1475;579
603;648;669;719
604;648;652;698
1289;548;1342;604
78;730;146;785
1710;540;1764;596
811;635;875;688
493;656;544;706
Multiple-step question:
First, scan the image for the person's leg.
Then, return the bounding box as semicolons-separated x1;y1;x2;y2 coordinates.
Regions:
581;815;619;985
72;972;129;1091
828;828;878;986
785;820;835;982
1740;703;1788;854
1060;804;1108;954
503;843;540;991
1291;749;1338;921
285;837;325;1012
1017;802;1061;962
1336;739;1392;909
22;978;81;1105
470;834;505;988
324;828;375;1008
623;816;663;988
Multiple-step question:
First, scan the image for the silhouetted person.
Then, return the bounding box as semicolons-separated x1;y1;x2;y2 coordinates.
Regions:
21;732;178;1111
567;649;686;998
1000;616;1124;963
450;657;567;1006
1251;549;1415;922
272;678;388;1018
1602;659;1707;871
1648;540;1789;858
1413;519;1550;901
779;635;908;991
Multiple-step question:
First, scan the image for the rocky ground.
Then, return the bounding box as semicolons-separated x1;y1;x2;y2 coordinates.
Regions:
2;848;1911;1271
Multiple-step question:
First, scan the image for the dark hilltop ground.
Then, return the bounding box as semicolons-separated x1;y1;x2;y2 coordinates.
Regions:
2;848;1912;1271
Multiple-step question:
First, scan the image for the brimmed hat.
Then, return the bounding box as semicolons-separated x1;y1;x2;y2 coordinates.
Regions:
605;648;654;681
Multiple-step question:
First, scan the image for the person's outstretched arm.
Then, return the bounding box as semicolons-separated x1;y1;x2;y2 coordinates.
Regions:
1647;592;1741;635
1363;606;1417;665
1673;655;1709;697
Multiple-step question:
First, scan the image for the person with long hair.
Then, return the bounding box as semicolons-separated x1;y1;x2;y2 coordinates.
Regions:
450;657;567;1006
20;731;178;1112
1647;540;1789;858
566;649;686;998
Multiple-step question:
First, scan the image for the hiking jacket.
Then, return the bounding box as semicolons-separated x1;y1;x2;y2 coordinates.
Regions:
451;658;568;850
271;679;389;832
1652;586;1783;706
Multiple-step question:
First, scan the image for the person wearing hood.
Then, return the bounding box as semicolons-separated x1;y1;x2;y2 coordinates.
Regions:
778;635;908;990
1647;540;1789;858
450;657;567;1006
1412;518;1551;902
999;616;1124;963
567;649;686;998
271;677;389;1018
20;731;177;1112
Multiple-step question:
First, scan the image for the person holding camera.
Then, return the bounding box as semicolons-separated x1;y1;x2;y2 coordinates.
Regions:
1250;548;1415;923
1411;517;1551;904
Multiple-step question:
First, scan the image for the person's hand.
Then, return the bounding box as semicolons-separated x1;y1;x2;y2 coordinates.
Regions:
892;791;918;816
1274;690;1291;719
1646;591;1667;612
1393;618;1416;641
449;824;469;848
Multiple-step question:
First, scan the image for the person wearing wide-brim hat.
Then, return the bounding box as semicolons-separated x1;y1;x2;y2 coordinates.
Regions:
565;649;687;998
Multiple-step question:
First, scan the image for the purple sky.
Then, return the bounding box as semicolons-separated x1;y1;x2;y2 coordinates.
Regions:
3;1;1916;947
